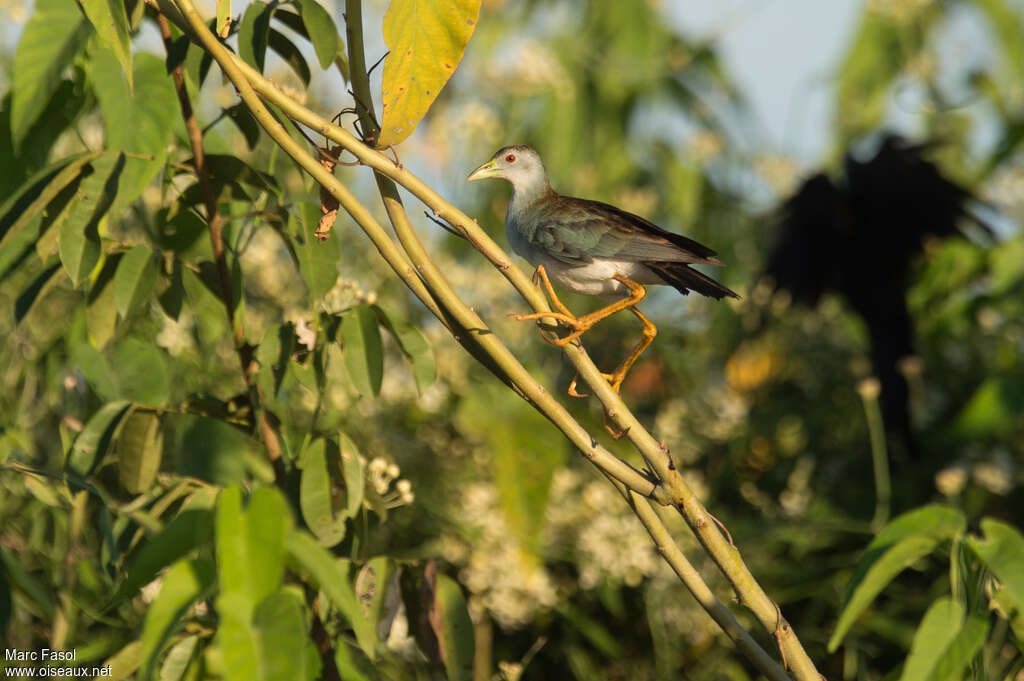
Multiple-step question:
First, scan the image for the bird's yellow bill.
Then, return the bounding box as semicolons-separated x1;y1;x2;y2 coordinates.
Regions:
466;157;500;182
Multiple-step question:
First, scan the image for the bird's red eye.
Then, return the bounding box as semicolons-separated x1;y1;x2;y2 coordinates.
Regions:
505;153;516;163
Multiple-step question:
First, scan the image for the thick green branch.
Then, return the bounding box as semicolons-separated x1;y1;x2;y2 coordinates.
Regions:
607;474;792;681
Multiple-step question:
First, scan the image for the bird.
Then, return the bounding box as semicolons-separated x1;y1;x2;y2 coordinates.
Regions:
765;134;993;460
467;145;738;397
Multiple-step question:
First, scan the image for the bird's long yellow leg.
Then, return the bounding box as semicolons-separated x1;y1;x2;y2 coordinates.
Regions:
510;271;648;348
606;306;657;392
566;306;657;397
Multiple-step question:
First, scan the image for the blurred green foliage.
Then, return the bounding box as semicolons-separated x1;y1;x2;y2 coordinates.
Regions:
0;0;1022;680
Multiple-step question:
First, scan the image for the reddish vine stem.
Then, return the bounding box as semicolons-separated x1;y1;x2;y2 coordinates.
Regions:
153;11;286;486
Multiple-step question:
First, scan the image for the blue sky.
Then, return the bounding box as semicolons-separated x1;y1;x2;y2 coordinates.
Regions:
666;0;862;161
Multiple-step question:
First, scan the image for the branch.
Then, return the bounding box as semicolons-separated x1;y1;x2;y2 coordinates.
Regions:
171;4;822;679
340;6;795;681
220;57;820;679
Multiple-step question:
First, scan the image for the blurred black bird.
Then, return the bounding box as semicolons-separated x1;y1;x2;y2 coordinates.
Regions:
765;134;993;459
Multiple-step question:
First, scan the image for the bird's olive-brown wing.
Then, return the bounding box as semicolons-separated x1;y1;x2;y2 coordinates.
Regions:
527;195;723;265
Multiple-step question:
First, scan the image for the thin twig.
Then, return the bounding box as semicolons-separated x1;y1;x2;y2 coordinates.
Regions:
423;211;466;239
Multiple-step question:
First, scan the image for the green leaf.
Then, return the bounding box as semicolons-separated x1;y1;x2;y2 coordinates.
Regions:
157;258;186;320
10;0;92;149
430;572;475;681
299;438;348;547
332;641;374;681
355;557;395;639
373;305;435;394
66;400;131;477
340;305;383;397
103;641;142;681
15;263;64;325
215;486;290;613
898;598;964;681
90;51;178;207
968;519;1024;622
110;508;214;604
251;587;321;681
293;0;341;70
158;635;198;681
224;103;261;150
829;506;965;651
284;531;377;659
139;558;215;680
0;151;103;282
1;79;92;200
865;506;967;553
256;323;295;398
114;244;158;318
87;251;121;349
78;0;133;93
238;1;272;72
268;29;311;85
952;378;1024;439
59;153;126;286
339;432;364;519
116;407;163;494
379;0;481;146
215;592;261;681
0;546;56;618
930;613;988;681
114;337;171;405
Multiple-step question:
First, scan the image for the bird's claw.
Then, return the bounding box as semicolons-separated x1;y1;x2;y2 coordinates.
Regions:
508;310;589;347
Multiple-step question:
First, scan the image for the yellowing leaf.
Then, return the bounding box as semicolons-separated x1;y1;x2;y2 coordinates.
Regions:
379;0;481;146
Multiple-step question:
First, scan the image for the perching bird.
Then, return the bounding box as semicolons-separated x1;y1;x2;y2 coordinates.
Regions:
765;134;993;460
468;145;738;395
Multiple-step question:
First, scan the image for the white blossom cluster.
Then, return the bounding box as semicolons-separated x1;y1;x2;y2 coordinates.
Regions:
366;456;414;506
443;483;558;629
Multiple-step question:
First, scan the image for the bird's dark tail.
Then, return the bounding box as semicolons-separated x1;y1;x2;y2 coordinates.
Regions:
647;262;740;300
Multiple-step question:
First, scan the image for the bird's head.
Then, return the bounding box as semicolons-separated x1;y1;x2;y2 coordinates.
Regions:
467;145;548;194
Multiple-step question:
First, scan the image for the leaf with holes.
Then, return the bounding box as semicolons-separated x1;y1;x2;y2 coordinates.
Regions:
379;0;481;146
299;437;347;547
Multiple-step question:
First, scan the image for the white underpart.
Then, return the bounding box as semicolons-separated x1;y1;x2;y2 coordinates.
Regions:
541;256;663;297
